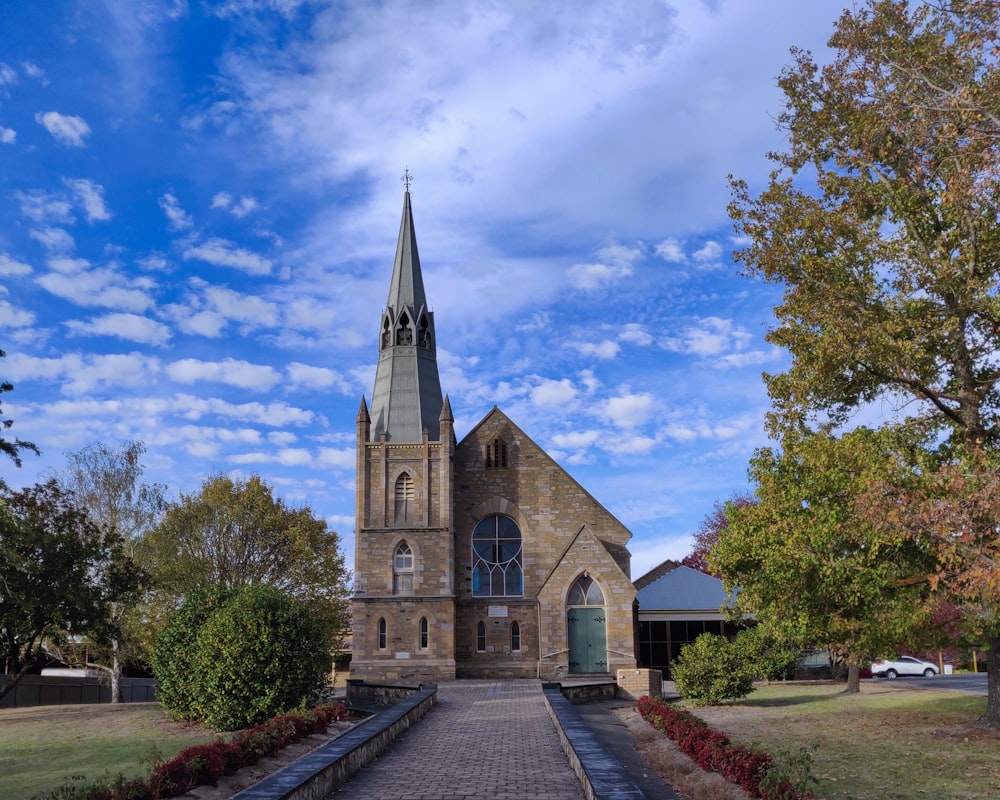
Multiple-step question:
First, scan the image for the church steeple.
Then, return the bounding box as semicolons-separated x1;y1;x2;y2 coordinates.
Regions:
368;189;444;442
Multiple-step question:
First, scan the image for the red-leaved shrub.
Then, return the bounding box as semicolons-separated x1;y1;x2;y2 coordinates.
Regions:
636;696;811;800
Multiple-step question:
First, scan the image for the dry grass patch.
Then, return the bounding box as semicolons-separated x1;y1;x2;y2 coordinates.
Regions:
688;683;1000;799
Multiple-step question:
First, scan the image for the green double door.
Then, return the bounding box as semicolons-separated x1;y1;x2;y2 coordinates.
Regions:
567;607;607;673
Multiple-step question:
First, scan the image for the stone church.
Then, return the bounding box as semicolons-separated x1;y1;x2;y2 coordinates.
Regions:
350;189;638;682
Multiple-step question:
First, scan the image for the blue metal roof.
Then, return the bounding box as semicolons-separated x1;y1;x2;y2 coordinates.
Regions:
636;564;733;612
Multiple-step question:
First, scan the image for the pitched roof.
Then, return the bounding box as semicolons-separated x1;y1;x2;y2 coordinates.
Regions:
634;558;680;590
636;564;733;612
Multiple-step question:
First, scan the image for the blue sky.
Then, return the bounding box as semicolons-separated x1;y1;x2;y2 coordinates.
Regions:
0;0;851;579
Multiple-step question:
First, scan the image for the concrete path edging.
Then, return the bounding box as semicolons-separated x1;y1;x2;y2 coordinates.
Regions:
230;686;437;800
541;684;646;800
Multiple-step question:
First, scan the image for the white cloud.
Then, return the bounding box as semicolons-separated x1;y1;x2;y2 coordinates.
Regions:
0;126;15;144
17;191;74;223
0;254;32;276
65;312;172;345
660;316;753;361
212;192;259;217
550;429;600;450
166;357;282;390
65;178;112;222
567;244;641;292
602;391;655;428
619;323;653;346
170;394;316;426
530;377;577;407
0;63;16;86
0;298;35;328
37;265;155;312
286;362;351;391
30;227;76;252
182;237;273;275
159;193;193;231
603;435;658;455
317;447;355;469
35;111;91;147
573;339;620;359
655;238;686;262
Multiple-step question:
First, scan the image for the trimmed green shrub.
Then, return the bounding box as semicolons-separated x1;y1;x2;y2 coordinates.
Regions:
190;585;331;731
732;626;799;682
152;586;234;720
671;632;755;705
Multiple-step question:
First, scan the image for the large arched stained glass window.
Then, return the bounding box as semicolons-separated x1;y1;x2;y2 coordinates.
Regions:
472;514;523;597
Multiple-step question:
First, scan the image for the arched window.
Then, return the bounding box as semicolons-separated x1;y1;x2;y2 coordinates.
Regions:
393;541;413;594
568;575;605;606
418;315;432;349
394;473;414;526
485;437;507;469
377;618;387;650
511;621;521;652
476;621;487;652
419;617;429;649
472;514;523;597
395;312;412;345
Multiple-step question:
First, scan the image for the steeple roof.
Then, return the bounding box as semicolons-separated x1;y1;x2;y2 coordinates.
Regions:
367;191;444;442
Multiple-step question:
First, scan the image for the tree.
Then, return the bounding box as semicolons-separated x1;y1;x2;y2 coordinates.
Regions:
139;474;350;650
711;429;937;693
54;441;163;701
0;480;139;700
728;0;1000;723
0;348;38;470
681;493;756;576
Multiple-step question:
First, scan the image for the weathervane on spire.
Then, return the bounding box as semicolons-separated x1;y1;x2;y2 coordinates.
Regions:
401;168;413;191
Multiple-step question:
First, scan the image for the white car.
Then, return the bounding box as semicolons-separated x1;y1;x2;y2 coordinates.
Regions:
870;656;939;678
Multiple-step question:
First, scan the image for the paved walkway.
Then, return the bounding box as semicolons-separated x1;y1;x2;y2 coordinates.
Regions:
329;681;585;800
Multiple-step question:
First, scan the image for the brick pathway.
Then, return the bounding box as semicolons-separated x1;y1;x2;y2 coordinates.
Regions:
329;680;585;800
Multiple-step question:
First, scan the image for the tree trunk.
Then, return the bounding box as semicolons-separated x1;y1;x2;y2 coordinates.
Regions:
110;639;122;704
843;661;861;694
976;635;1000;729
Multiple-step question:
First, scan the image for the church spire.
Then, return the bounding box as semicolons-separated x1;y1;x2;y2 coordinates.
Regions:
367;187;444;442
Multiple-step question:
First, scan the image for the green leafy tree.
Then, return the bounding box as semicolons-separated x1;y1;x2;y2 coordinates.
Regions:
53;441;163;701
712;429;937;693
152;586;233;720
0;480;135;700
0;348;38;470
728;0;1000;723
139;474;350;651
731;625;799;683
191;585;330;731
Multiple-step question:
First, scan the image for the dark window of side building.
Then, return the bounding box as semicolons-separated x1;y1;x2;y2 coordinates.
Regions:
419;617;429;649
511;621;521;651
377;618;387;650
471;514;523;597
476;621;486;652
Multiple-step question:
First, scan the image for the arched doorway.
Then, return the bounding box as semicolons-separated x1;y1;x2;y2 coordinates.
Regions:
567;575;607;673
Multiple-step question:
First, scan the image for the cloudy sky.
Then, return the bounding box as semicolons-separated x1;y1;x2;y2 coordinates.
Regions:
0;0;853;578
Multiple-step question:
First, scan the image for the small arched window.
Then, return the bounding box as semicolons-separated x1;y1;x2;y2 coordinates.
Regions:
396;312;412;345
419;617;429;649
394;541;413;594
394;472;414;526
511;621;521;652
476;621;487;652
485;437;508;469
377;618;387;650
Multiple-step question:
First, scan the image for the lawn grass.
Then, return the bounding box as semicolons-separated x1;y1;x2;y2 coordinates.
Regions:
689;682;1000;799
0;703;216;800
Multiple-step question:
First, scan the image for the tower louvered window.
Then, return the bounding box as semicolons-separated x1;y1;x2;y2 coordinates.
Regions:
485;437;508;469
394;472;414;525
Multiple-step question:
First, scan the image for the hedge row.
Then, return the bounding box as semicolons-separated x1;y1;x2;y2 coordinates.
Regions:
40;702;348;800
636;695;813;800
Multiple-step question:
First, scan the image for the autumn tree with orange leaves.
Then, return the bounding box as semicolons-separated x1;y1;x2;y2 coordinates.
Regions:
728;0;1000;726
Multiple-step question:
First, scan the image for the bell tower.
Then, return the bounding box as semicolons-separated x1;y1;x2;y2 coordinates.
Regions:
351;185;456;682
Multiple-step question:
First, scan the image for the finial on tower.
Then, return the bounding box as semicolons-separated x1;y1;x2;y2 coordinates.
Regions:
401;167;413;192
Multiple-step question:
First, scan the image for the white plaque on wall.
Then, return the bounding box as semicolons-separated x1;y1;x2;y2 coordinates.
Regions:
488;605;508;618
